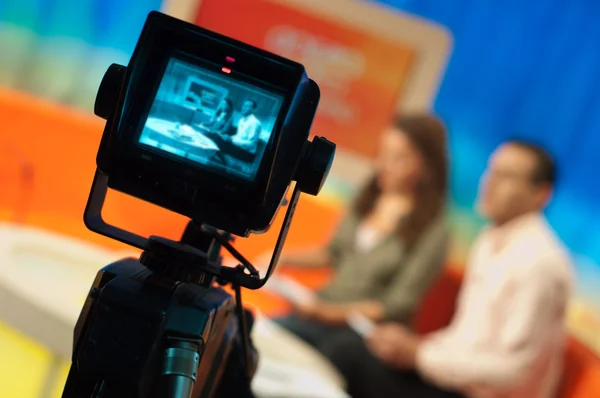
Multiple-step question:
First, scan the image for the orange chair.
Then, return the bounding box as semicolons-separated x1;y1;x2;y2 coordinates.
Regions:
413;266;462;334
558;337;600;398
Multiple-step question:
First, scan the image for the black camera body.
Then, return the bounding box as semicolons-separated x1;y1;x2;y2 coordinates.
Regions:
94;11;326;237
64;256;242;398
62;10;335;398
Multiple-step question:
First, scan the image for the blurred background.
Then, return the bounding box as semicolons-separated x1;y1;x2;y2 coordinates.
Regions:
1;0;599;397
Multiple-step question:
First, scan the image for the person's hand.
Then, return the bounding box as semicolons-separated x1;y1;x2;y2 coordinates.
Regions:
294;296;320;319
366;323;420;369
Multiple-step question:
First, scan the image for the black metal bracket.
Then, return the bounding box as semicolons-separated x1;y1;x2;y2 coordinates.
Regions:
83;168;301;290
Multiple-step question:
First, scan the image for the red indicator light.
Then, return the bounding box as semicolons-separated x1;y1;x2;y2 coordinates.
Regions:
221;67;231;74
225;56;235;63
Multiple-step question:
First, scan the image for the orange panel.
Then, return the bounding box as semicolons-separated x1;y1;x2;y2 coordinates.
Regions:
196;0;415;157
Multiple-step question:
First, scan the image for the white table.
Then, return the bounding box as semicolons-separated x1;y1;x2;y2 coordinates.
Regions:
0;223;347;397
251;313;348;397
0;223;122;359
143;118;220;160
0;223;126;398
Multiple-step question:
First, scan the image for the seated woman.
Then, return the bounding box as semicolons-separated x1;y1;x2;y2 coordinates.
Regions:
197;97;234;136
272;114;450;352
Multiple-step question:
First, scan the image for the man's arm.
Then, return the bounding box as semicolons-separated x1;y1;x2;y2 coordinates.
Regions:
233;119;262;151
416;258;565;391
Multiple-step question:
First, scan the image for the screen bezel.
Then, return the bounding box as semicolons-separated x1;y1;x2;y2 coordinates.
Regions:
136;53;287;184
108;11;305;202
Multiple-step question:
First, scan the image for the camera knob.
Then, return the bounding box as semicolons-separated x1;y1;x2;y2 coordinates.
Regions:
294;137;336;196
95;63;127;120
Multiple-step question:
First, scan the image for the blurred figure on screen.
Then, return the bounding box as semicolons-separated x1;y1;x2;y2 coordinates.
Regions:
231;99;263;152
326;140;573;398
198;97;234;135
271;114;450;355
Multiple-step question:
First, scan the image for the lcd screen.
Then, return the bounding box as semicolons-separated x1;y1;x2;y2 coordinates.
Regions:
139;57;284;181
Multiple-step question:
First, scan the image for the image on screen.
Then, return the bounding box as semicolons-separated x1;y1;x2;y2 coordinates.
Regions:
138;57;284;181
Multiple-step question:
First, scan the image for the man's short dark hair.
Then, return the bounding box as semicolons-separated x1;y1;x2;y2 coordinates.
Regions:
507;139;556;186
245;99;257;109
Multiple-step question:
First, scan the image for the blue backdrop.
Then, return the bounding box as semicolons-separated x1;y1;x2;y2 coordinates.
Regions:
375;0;600;311
0;0;162;109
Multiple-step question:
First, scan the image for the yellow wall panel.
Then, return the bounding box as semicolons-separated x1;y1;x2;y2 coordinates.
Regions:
0;321;52;398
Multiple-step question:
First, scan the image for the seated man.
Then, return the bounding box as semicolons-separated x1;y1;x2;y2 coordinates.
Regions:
231;98;263;153
326;140;574;398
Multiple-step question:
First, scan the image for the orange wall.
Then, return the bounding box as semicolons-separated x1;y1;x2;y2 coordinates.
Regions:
0;88;182;249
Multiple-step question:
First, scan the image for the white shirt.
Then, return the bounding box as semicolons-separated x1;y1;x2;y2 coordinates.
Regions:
416;213;574;398
233;114;262;152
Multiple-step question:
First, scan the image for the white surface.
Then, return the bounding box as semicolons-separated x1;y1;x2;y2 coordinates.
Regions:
251;313;347;397
252;357;349;398
0;223;129;358
0;224;347;395
0;223;123;325
144;117;219;150
263;274;316;305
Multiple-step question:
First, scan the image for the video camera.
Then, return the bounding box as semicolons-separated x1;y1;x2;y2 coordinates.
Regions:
62;11;335;398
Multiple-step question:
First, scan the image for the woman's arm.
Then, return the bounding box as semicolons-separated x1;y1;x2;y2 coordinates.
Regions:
275;212;355;270
308;300;384;325
308;217;449;326
254;247;332;272
280;248;332;269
